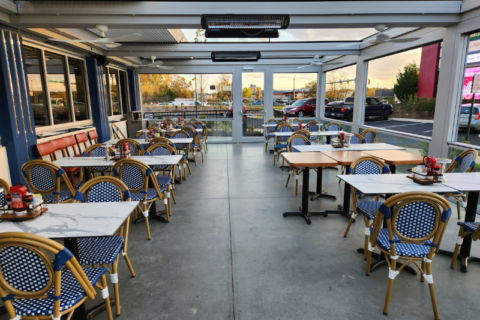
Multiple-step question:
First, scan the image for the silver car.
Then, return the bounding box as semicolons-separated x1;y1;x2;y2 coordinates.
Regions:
459;104;480;132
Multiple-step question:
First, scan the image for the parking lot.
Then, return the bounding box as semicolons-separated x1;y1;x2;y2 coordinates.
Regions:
327;117;480;145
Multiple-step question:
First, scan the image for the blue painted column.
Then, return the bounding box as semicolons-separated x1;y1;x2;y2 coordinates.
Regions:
85;56;110;143
0;30;37;185
127;68;139;111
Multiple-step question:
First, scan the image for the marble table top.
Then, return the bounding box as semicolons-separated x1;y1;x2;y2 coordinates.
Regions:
0;202;139;239
337;174;457;195
104;138;193;145
274;131;340;137
53;155;183;167
293;143;406;153
263;123;299;127
442;172;480;192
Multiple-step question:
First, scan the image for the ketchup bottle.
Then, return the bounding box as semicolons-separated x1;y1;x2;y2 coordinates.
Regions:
10;184;27;209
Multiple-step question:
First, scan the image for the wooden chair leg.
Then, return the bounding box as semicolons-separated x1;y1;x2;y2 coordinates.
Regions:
143;203;151;240
295;177;298;195
366;246;373;276
363;233;369;260
265;140;268;152
124;253;135;277
451;227;464;269
425;263;440;320
456;200;461;219
112;257;121;316
383;274;395;315
343;216;355;238
201;149;204;162
273;150;276;165
171;187;177;204
286;171;291;187
178;164;183;182
100;274;113;320
186;162;192;174
194;151;197;166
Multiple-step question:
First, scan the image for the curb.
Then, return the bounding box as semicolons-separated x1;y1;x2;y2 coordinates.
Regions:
389;118;434;123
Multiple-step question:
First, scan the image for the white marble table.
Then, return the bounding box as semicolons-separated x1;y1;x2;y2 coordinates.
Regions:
104;138;193;145
293;143;406;152
263;123;299;128
54;155;183;168
274;131;340;137
336;174;457;195
0;202;138;239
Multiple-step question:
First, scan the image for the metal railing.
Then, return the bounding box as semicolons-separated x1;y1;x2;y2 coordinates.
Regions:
242;109;264;137
143;110;232;120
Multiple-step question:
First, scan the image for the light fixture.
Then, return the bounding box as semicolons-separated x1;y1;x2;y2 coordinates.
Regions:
202;14;289;38
211;52;261;62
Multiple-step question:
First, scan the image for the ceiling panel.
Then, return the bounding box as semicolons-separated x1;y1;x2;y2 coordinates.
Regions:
87;28;178;43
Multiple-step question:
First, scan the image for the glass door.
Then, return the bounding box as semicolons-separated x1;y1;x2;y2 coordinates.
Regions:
239;72;265;141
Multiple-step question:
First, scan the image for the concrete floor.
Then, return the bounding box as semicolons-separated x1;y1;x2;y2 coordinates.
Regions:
5;143;480;320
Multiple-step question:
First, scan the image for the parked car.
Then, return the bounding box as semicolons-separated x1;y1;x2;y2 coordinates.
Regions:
251;101;264;106
324;97;393;121
282;98;330;117
458;104;480;132
228;103;247;117
281;98;290;104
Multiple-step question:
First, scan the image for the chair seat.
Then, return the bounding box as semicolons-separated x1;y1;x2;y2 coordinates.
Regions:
78;235;123;265
375;228;432;258
130;188;160;201
275;144;287;149
357;201;383;220
43;189;73;203
156;176;172;186
12;267;107;316
181;154;187;160
458;221;480;232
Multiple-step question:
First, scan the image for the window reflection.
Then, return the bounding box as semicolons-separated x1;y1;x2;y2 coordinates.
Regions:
45;51;70;124
68;58;88;121
109;68;120;115
24;46;49;126
119;71;129;114
103;67;111;116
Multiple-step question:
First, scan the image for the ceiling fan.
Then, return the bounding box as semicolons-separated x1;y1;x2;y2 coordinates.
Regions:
337;24;420;47
128;56;174;69
297;55;344;68
49;25;141;48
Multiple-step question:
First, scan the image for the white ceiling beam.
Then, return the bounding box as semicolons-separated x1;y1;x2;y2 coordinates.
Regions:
461;0;480;13
15;1;462;15
106;50;360;58
9;14;460;29
132;58;322;69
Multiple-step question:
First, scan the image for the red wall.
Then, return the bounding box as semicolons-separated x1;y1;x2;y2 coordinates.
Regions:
417;43;441;99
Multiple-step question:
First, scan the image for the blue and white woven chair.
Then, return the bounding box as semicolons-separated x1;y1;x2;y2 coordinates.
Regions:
171;130;192;180
338;133;367;184
115;138;144;156
184;126;203;165
0;232;113;320
451;217;480;270
148;123;162;130
21;160;76;204
264;119;278;152
111;123;126;139
360;128;376;143
194;121;208;153
306;121;321;144
323;122;343;144
145;143;177;208
73;176;134;316
285;135;311;195
0;178;10;207
291;118;302;125
367;192;451;319
274;122;294;166
82;144;115;180
444;149;478;219
136;127;161;139
113;159;169;238
343;156;390;258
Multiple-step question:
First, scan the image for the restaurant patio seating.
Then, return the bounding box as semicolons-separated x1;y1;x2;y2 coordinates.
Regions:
291;118;302;124
194;121;208;153
367;192;451;320
451;218;480;269
0;178;10;206
274;122;294;166
360;128;376;143
73;176;135;316
136;127;162;139
171;130;192;179
87;129;98;144
148;123;162;129
145;143;177;206
306;120;321;143
75;132;91;153
285;135;311;195
184;126;203;165
113;159;169;238
115;138;144;156
444;149;478;219
0;232;113;320
264;119;278;152
343;156;390;256
338;133;367;184
21;160;76;203
82;144;115;179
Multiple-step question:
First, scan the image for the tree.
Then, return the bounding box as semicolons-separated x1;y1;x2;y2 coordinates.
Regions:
255;86;262;100
194;29;207;42
393;61;419;102
304;81;317;98
242;87;252;99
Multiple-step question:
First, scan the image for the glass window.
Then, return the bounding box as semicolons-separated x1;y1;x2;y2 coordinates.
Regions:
67;57;88;121
119;71;129;114
103;67;111;116
273;73;317;119
24;46;49;126
44;51;70;124
109;68;120;115
324;65;356;123
365;44;440;137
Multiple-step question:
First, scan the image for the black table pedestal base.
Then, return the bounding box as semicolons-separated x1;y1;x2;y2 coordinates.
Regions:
86;300;116;320
134;210;169;224
283;209;328;225
357;248;418;275
438;249;480;273
309;190;337;201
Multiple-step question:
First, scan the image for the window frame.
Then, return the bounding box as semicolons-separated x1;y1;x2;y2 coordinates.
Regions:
22;41;92;132
105;66;130;120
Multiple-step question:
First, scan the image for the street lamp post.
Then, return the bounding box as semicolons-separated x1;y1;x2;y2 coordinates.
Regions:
293;75;296;102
